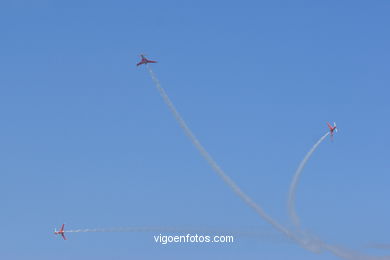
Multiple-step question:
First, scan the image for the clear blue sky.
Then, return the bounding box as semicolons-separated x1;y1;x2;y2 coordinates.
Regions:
0;1;389;259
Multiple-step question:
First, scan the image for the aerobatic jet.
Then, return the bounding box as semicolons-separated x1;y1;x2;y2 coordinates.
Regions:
54;224;66;240
327;122;337;140
136;54;157;66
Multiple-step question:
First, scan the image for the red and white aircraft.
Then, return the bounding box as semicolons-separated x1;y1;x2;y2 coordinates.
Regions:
54;224;67;240
136;54;157;66
327;122;337;140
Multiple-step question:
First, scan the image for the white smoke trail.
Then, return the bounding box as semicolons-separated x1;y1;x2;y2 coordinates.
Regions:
285;133;390;260
287;132;329;228
65;227;246;233
144;65;390;260
65;227;176;233
146;65;294;241
65;226;287;242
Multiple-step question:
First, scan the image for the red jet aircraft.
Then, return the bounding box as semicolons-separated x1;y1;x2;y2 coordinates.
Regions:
136;54;157;66
54;224;67;240
327;122;337;140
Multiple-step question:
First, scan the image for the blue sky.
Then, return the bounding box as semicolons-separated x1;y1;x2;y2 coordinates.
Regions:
0;1;389;259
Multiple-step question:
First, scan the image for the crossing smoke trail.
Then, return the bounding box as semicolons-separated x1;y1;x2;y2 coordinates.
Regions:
287;131;329;228
145;65;327;252
145;65;390;260
145;65;294;241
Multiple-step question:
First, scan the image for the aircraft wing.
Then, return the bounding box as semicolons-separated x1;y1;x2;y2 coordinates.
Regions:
61;233;67;240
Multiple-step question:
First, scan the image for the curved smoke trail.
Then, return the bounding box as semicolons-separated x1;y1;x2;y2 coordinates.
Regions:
287;132;329;228
146;65;293;240
145;65;390;260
